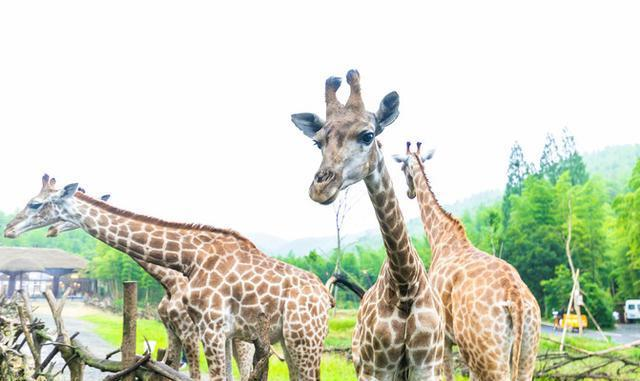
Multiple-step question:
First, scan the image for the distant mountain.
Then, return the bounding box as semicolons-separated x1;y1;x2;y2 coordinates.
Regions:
250;144;640;257
244;232;288;254
583;144;640;197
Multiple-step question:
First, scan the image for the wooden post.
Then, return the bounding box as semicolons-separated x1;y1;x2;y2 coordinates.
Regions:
574;275;584;336
122;281;137;381
559;279;575;352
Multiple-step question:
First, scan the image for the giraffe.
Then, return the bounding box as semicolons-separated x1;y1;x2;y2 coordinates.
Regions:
4;174;335;381
43;181;256;381
392;142;541;380
48;223;256;381
291;70;444;380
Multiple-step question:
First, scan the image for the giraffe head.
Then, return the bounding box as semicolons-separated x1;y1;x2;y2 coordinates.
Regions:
393;142;434;199
46;192;110;237
291;69;400;204
4;174;79;238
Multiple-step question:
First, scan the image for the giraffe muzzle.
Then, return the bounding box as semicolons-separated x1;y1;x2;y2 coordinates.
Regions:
309;169;341;205
4;228;17;239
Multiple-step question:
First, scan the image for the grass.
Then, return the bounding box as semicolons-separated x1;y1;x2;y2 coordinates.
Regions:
81;310;358;380
81;310;639;380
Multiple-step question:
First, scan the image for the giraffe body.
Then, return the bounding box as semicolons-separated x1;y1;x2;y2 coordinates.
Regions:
292;70;444;380
394;146;540;380
5;176;334;381
49;219;256;381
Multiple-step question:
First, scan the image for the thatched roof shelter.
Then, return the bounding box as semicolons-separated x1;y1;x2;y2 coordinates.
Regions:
0;258;45;273
0;247;87;272
0;247;87;297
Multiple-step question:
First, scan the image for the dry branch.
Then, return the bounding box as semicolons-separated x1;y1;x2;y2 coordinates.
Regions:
41;288;193;381
537;336;640;380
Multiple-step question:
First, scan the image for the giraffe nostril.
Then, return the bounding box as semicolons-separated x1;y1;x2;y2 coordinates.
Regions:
314;170;335;184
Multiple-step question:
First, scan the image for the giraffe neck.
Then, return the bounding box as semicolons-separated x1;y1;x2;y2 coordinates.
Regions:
132;258;181;295
60;193;203;275
410;157;469;262
364;155;422;292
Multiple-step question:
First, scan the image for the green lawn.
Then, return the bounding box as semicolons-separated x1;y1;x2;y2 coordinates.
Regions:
81;311;639;380
81;311;357;380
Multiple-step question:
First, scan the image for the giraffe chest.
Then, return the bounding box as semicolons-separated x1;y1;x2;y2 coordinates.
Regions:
354;277;444;372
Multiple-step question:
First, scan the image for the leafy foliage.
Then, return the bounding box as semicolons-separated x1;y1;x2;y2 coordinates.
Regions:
610;159;640;302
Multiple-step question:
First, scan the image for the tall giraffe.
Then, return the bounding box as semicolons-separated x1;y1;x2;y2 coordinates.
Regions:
4;174;334;381
393;143;540;381
48;219;255;381
43;181;255;380
292;70;444;380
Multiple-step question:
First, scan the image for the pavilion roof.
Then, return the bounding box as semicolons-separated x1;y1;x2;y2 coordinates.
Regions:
0;247;87;274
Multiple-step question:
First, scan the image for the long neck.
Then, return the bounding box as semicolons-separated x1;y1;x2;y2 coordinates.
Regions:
364;156;422;291
132;258;182;294
62;193;199;275
410;158;469;261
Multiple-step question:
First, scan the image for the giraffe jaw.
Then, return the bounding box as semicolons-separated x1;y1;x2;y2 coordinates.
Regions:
309;184;340;205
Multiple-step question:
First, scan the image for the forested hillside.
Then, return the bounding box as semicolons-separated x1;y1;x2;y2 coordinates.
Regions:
1;136;638;327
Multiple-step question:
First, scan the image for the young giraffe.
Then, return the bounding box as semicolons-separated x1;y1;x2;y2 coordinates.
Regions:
393;143;541;381
4;174;334;381
292;70;444;380
44;184;256;381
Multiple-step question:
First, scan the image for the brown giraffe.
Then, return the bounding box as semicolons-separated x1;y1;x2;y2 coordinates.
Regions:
48;220;256;381
393;143;541;380
43;181;256;381
4;174;335;381
291;70;444;380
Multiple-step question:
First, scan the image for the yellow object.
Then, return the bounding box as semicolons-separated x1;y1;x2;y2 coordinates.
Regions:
562;313;588;329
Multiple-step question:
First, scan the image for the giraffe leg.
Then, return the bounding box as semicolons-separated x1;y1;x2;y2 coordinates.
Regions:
163;327;182;370
199;321;228;381
516;306;540;381
157;300;182;370
225;338;234;381
409;365;437;381
182;328;202;380
282;300;328;381
442;339;455;381
233;339;255;381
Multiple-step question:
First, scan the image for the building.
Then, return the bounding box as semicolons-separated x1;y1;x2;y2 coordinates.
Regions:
0;247;88;298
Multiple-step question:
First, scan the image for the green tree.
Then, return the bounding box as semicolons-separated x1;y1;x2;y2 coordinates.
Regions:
539;133;561;184
558;128;589;186
611;158;640;302
503;176;564;305
503;142;534;227
541;265;614;328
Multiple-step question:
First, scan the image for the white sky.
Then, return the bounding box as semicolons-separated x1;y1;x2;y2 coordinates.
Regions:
1;1;639;240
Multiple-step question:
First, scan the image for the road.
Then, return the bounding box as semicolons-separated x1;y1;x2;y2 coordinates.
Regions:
541;322;640;344
32;300;119;381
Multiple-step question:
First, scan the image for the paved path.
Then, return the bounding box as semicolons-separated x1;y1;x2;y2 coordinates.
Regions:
541;322;640;344
32;300;120;381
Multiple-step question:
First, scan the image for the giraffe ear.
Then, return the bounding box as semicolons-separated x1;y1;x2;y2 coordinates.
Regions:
55;183;79;201
421;149;435;162
291;113;324;139
375;91;399;135
100;194;111;202
392;154;409;164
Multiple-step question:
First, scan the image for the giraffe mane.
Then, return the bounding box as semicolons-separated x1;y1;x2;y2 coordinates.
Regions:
413;154;468;237
74;192;258;250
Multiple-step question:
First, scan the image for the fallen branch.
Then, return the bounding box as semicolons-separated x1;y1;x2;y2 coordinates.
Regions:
103;352;151;381
537;336;640;379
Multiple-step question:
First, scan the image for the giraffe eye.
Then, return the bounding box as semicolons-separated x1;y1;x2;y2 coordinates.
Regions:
359;131;375;145
28;202;43;209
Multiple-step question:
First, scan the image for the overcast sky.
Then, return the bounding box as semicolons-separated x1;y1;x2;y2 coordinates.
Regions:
1;1;639;240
